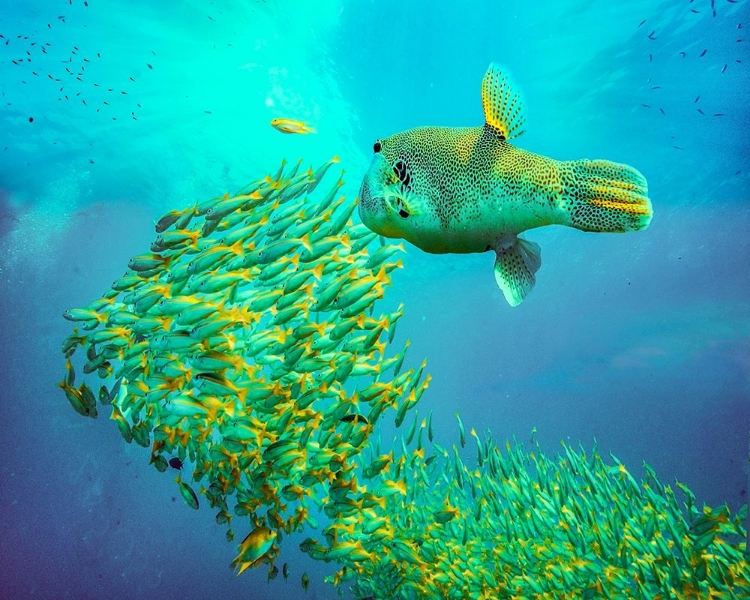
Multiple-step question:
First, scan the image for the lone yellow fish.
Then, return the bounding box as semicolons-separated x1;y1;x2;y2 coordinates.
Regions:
271;118;315;134
359;63;653;306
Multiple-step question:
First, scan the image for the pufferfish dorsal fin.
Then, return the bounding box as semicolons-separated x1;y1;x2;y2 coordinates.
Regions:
481;63;526;140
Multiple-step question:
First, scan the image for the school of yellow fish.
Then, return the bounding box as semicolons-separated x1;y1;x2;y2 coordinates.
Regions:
61;157;748;599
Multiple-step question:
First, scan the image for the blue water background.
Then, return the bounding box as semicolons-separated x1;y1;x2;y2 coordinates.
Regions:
0;0;748;598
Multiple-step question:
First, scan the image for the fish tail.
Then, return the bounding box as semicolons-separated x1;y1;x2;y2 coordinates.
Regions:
559;159;652;233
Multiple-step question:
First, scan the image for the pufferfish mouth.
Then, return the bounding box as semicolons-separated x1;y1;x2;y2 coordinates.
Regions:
358;152;415;238
385;194;410;218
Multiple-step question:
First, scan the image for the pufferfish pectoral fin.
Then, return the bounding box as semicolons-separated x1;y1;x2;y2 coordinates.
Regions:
493;236;541;306
481;63;526;140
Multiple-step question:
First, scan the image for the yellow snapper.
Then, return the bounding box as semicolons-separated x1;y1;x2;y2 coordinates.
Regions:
270;118;316;134
359;63;653;306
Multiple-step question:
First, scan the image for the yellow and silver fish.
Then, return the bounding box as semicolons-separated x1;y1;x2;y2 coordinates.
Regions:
271;117;316;134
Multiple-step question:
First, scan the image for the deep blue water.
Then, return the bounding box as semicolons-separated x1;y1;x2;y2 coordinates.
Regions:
0;1;748;598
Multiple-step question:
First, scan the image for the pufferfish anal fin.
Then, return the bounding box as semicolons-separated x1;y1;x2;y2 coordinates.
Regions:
481;63;526;140
493;236;541;306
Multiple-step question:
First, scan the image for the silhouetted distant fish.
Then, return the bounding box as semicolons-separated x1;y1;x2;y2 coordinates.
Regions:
721;64;727;73
659;108;665;115
647;31;656;40
694;95;700;103
699;49;707;57
697;108;705;115
341;414;369;424
638;19;646;27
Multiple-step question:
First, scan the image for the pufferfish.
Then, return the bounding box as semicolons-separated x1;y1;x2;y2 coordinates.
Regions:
358;63;653;306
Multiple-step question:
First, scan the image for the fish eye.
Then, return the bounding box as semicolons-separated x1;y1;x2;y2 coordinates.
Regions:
373;141;381;153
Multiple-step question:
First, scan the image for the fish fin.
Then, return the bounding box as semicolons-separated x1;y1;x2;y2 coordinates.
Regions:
481;63;525;140
492;236;541;306
560;159;652;232
312;263;324;281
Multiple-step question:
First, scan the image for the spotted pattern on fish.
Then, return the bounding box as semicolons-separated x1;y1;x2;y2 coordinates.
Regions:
368;125;566;234
558;158;650;232
359;63;653;306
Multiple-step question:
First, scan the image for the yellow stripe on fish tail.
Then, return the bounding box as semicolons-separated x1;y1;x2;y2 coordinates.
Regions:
559;158;653;233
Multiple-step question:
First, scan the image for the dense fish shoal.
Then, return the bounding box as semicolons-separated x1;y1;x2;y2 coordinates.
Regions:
61;158;748;599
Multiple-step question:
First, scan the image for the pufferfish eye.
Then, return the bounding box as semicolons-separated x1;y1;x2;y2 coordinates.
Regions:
373;141;382;153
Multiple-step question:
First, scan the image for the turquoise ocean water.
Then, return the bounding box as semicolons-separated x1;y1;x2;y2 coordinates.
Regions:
0;1;748;598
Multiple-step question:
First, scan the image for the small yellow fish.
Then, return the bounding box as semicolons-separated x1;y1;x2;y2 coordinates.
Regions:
271;118;316;134
232;526;277;575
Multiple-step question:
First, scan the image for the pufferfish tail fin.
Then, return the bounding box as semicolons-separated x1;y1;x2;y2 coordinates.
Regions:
481;63;526;140
560;159;653;233
493;236;541;307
